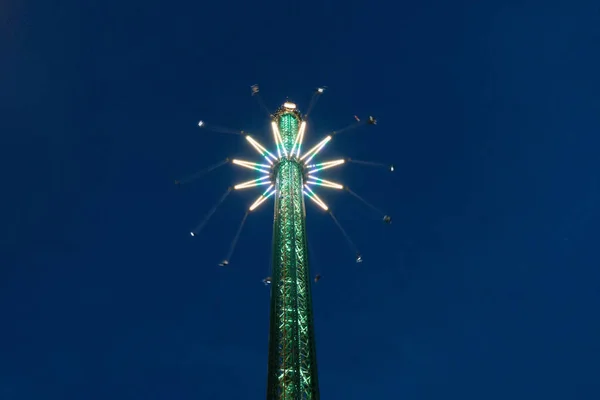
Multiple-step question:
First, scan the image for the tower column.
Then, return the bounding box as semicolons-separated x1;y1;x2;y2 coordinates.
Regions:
266;111;320;400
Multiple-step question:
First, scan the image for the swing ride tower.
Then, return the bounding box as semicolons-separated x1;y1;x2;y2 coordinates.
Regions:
266;104;319;400
182;86;391;400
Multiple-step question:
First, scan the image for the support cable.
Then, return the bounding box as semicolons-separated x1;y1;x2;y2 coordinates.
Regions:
223;211;250;263
328;211;360;255
190;188;232;236
346;187;386;217
175;158;230;186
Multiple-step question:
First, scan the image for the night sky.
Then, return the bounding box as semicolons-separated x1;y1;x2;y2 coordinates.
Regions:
2;0;600;399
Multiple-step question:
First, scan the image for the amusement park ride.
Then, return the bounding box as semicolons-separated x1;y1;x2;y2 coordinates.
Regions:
177;85;393;400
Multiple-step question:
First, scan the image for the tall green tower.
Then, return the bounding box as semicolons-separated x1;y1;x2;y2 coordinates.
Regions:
266;104;320;400
188;95;357;398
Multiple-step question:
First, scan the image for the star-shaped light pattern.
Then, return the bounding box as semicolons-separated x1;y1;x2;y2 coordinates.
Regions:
186;93;390;259
231;102;345;213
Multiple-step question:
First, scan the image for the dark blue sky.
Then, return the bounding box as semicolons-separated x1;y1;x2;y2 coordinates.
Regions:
2;0;599;398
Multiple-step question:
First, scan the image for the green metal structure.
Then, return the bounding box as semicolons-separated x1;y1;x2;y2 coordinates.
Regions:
266;107;320;400
183;87;390;400
188;94;372;398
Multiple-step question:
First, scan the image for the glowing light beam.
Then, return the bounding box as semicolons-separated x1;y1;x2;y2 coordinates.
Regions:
234;176;272;190
246;135;278;164
290;121;307;158
300;136;332;162
307;159;345;173
232;159;271;174
304;185;329;211
305;177;344;190
249;185;276;211
270;122;286;158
